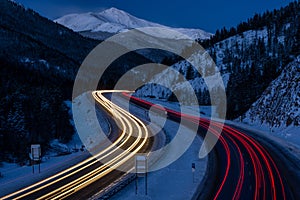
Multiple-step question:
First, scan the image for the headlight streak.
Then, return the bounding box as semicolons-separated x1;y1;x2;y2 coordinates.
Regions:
2;90;288;200
1;90;149;200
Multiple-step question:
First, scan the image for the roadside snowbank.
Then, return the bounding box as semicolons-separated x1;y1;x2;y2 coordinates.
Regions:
0;148;89;196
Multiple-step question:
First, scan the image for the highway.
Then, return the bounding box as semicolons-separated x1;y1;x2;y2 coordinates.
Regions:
2;90;299;200
1;90;151;200
123;92;300;200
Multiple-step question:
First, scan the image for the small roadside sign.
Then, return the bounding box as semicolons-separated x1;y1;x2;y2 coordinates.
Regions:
136;156;147;177
192;163;195;172
135;155;148;195
30;144;41;173
31;144;41;161
192;163;195;183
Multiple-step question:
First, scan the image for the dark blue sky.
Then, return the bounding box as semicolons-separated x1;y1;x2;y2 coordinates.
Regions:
15;0;294;33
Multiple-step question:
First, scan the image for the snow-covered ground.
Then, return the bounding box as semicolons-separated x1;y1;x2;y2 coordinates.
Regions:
238;121;300;149
0;141;89;196
72;92;112;151
231;118;300;149
277;126;300;148
226;120;300;157
0;98;89;197
110;117;207;200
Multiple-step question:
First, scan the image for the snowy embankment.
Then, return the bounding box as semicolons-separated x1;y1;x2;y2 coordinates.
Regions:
232;118;300;151
0;98;89;197
224;120;300;158
0;147;89;196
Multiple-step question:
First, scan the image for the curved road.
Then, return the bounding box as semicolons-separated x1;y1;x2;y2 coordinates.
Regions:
2;90;299;199
124;92;300;200
1;91;151;200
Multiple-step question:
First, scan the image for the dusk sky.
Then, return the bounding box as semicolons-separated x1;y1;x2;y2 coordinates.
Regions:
15;0;295;33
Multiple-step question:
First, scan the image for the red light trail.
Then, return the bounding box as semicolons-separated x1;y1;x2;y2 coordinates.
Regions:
123;92;287;200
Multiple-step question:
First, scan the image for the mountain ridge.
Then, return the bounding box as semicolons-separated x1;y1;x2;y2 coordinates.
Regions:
55;7;212;40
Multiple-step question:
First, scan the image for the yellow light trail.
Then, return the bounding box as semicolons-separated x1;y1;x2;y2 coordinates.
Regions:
1;90;149;200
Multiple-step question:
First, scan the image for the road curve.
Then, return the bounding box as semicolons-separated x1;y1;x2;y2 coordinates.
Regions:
123;92;299;200
1;90;150;200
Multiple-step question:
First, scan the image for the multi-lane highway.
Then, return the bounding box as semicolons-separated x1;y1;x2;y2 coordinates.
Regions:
1;91;151;200
2;90;299;199
123;92;300;200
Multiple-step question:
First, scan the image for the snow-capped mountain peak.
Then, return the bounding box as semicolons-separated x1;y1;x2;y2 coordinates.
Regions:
54;7;212;40
98;7;160;27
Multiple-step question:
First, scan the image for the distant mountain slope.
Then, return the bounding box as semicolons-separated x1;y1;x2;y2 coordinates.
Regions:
245;56;300;128
136;1;299;119
55;7;212;40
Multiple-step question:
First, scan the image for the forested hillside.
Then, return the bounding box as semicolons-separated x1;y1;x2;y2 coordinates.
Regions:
0;0;98;163
207;1;300;118
137;1;300;119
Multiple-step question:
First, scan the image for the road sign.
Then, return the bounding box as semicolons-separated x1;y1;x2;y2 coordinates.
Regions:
30;144;41;174
31;144;41;161
135;155;148;195
192;163;195;183
192;163;195;172
136;156;147;177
